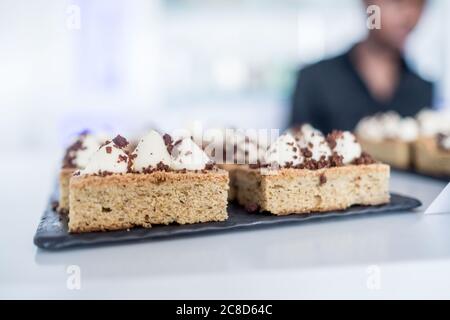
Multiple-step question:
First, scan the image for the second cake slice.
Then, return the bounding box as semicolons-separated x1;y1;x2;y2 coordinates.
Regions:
234;128;390;215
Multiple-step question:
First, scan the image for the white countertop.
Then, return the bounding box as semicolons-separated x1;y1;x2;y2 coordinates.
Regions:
1;152;449;299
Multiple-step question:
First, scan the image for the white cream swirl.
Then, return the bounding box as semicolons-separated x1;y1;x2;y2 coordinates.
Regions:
132;130;172;172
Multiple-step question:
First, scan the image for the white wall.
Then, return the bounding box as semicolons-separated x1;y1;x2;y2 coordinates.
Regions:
0;0;448;153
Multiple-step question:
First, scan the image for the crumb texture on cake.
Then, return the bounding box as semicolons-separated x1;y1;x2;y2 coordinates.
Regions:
358;137;411;169
234;164;390;215
68;170;229;233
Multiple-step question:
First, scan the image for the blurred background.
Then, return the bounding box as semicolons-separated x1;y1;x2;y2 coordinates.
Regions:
1;0;449;154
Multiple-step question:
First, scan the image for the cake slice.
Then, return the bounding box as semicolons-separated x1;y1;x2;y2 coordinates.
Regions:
234;164;389;215
414;110;450;177
414;135;450;177
234;130;390;215
355;112;418;169
68;132;229;233
356;137;411;170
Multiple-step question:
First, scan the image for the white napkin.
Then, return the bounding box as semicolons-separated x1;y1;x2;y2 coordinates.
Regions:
425;183;450;215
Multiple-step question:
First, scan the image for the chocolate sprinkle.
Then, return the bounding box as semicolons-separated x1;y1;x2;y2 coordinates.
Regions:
106;146;112;154
329;152;344;167
142;161;171;174
249;160;270;170
62;139;86;169
118;154;128;163
112;135;129;149
205;162;216;170
319;174;327;186
326;130;344;150
163;134;174;154
95;170;115;177
100;140;111;148
352;152;376;165
301;148;313;158
284;161;294;168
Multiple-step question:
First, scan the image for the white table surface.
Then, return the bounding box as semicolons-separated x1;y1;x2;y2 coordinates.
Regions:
1;151;449;299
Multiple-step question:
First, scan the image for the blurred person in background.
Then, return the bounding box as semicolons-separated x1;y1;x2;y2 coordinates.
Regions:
291;0;433;133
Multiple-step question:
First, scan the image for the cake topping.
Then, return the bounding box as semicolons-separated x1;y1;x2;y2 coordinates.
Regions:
356;112;418;142
112;135;129;148
398;117;419;142
229;131;266;165
352;152;376;165
163;133;175;154
438;134;450;151
62;132;106;169
171;138;213;171
264;133;303;167
327;131;362;165
257;125;370;170
417;109;450;137
80;135;130;176
291;124;322;141
297;130;331;162
132;130;173;173
201;129;266;165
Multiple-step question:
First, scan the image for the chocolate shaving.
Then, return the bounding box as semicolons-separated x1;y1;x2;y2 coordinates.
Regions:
95;171;115;177
112;135;129;149
157;162;170;171
142;161;171;174
326;130;344;150
284;161;294;168
205;162;215;170
62;139;86;169
106;146;112;154
300;156;331;170
163;134;174;154
352;152;376;165
126;153;135;172
118;154;128;163
301;148;313;158
100;140;111;148
319;174;327;186
329;152;344;167
249;160;270;169
129;153;138;160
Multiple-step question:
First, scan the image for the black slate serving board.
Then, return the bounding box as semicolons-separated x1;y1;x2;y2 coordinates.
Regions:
34;190;421;250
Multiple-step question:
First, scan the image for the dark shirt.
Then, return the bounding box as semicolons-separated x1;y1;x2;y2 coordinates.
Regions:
290;47;434;134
